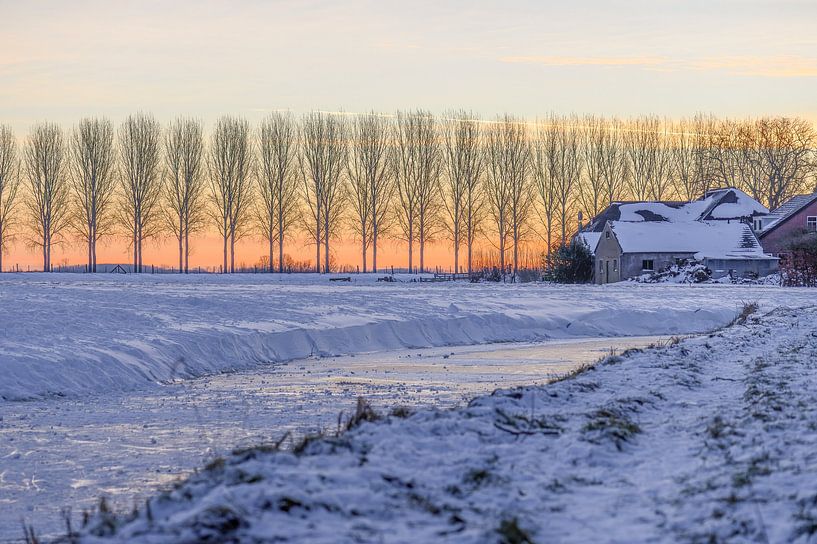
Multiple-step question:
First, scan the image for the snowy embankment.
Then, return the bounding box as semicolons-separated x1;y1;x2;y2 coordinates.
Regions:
79;305;817;543
0;274;783;402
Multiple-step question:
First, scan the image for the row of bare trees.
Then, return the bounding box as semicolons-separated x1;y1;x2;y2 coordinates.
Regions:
0;112;814;274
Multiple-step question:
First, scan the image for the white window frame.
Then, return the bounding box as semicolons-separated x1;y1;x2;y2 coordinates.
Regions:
807;216;817;231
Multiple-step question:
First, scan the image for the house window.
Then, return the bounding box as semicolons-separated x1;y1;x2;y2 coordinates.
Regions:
807;216;817;231
753;218;762;231
642;259;654;271
605;231;611;239
613;260;618;272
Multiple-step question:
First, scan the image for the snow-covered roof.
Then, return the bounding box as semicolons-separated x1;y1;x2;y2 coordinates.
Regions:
609;220;774;261
697;187;768;220
760;192;817;234
583;188;768;233
576;232;601;253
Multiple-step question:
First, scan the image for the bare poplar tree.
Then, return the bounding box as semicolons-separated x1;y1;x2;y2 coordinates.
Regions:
119;113;162;272
671;118;697;201
485;115;530;277
257;112;299;273
531;119;558;261
599;118;628;205
553;115;583;244
623;116;653;201
0;126;20;272
441;111;484;274
165;118;206;273
25;123;70;271
300;112;347;274
209;116;254;273
691;114;719;199
462;126;485;276
623;117;675;201
347;112;392;273
579;115;606;218
415;114;441;274
393;110;438;273
649;119;675;201
69;118;117;273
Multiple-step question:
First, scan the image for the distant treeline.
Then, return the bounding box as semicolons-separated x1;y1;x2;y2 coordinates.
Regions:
0;112;814;274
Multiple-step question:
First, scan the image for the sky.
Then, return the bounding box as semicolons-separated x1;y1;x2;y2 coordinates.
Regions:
1;0;816;270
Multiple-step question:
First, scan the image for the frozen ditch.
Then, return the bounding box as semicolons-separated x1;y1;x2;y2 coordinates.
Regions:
2;274;799;402
3;336;664;541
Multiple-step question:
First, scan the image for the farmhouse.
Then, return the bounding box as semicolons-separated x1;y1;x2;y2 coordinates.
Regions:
756;191;817;256
578;188;778;283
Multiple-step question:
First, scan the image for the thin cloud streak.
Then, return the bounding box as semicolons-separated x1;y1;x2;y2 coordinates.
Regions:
500;55;666;67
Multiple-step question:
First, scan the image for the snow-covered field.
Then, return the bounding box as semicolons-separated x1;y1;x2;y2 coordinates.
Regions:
1;273;812;402
78;303;817;543
2;274;816;542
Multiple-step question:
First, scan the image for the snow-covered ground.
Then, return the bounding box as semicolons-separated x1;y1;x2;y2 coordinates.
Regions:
77;303;817;543
2;275;816;542
1;273;813;402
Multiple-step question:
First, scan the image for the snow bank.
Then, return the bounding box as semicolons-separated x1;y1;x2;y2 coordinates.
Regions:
0;274;809;401
77;304;817;543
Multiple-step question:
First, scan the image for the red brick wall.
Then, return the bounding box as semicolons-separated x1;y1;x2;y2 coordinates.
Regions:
760;199;817;254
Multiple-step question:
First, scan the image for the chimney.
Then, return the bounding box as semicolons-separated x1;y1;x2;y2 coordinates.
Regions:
578;210;584;232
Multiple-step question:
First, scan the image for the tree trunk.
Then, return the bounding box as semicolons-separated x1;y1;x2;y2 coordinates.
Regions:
361;229;367;274
269;224;274;273
138;222;143;273
372;223;378;274
278;205;284;274
222;232;228;274
454;224;459;274
371;192;377;274
467;233;473;276
178;229;184;274
408;223;413;274
178;212;184;273
561;212;567;246
420;238;424;273
230;230;236;273
513;228;519;280
184;227;190;274
419;214;425;273
279;232;284;274
546;218;553;265
323;215;330;274
315;216;321;274
500;239;505;276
